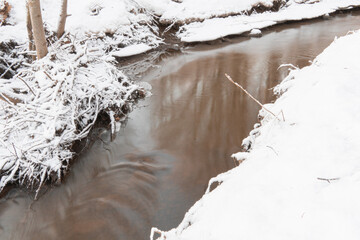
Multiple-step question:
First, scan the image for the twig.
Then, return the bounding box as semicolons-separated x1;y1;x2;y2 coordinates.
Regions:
317;177;340;183
266;146;279;156
0;61;17;78
12;143;18;158
43;71;55;81
17;75;35;95
280;110;285;122
0;92;14;105
224;73;281;121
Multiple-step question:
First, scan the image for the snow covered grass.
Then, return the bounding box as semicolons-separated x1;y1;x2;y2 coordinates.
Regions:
151;30;360;240
0;34;146;195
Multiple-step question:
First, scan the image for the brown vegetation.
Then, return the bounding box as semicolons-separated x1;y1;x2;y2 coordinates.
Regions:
0;0;11;25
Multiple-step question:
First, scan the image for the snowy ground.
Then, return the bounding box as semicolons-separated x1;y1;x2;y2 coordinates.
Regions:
151;30;360;240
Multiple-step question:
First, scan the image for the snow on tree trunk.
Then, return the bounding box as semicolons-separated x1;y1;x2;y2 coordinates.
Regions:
27;0;48;59
56;0;67;39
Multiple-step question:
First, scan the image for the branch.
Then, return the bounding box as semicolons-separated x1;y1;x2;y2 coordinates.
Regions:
224;73;281;121
17;75;35;95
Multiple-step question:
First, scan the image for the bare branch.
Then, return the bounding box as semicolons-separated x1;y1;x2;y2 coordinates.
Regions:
224;73;281;121
317;177;340;183
17;75;35;95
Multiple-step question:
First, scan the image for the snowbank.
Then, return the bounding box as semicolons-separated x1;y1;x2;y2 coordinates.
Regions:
160;0;278;24
175;0;360;42
151;31;360;240
112;43;152;57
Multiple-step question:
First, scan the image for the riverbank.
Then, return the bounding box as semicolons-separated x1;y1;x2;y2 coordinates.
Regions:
1;0;360;194
151;29;360;240
0;0;158;194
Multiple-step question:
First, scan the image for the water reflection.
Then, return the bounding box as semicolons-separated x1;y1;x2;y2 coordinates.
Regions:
1;11;360;240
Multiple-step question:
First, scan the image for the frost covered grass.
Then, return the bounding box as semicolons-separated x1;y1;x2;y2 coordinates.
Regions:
0;34;146;196
151;31;360;240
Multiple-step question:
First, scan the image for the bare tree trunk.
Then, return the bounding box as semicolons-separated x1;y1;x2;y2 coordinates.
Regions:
27;0;48;59
26;3;36;60
56;0;67;39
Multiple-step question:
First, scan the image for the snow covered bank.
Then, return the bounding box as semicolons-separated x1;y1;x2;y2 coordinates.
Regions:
151;30;360;240
174;0;360;42
160;0;283;25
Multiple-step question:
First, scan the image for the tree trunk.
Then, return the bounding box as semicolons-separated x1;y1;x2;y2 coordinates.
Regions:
26;3;36;60
27;0;48;59
56;0;67;39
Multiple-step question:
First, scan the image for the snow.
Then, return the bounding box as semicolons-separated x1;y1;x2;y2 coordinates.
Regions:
1;0;360;195
112;43;152;57
176;0;360;42
160;0;276;24
1;0;162;52
2;0;360;44
151;31;360;240
134;0;171;16
248;28;262;37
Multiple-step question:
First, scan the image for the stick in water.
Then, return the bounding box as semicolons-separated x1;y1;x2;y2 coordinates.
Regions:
224;73;280;121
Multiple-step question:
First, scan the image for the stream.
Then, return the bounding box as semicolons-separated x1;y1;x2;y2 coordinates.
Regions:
1;11;360;240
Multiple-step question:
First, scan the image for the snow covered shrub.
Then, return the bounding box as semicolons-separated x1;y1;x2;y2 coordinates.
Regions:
0;34;145;196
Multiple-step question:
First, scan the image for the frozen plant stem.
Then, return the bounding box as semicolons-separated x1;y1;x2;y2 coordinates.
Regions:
224;73;281;121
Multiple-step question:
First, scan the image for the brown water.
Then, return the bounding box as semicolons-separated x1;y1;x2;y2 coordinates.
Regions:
1;12;360;240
